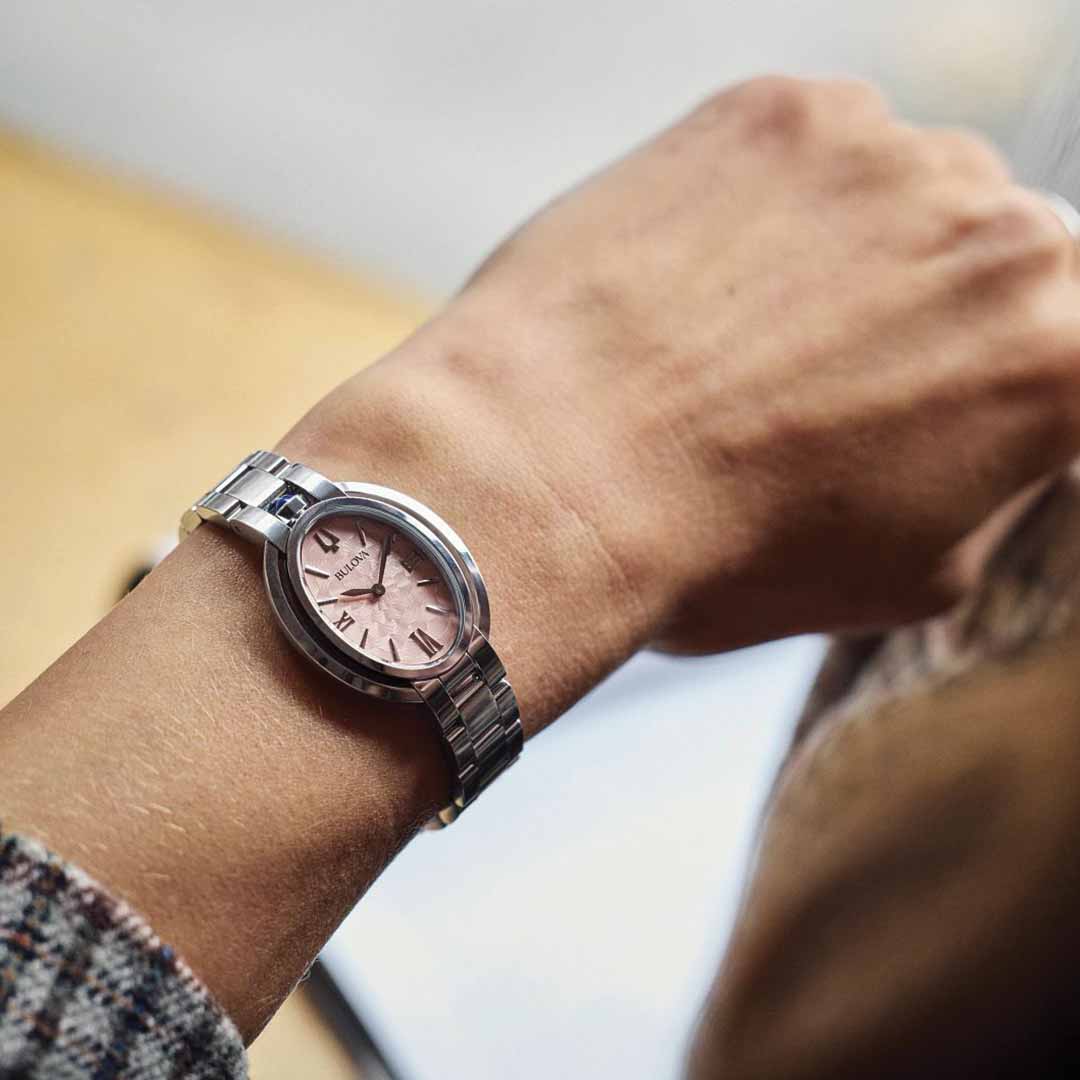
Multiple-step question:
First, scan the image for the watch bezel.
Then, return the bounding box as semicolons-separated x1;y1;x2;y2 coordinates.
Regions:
263;483;490;702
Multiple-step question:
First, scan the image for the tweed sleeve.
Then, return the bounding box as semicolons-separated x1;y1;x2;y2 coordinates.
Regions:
0;830;246;1078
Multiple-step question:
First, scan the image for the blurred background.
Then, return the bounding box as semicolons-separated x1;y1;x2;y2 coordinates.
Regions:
2;2;1079;1077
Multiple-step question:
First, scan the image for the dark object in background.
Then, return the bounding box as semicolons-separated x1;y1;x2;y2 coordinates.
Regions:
304;961;401;1080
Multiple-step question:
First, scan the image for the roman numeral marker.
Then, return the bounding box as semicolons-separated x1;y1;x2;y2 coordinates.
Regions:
304;565;330;579
410;627;443;658
333;611;355;632
313;528;342;554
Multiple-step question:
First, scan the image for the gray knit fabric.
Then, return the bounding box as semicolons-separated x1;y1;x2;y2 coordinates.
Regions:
0;830;246;1078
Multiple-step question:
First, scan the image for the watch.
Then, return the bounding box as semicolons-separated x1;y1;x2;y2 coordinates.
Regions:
179;450;522;826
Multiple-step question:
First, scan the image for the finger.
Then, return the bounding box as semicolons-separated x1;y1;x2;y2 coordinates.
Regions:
1033;188;1080;279
1040;189;1080;239
1036;190;1080;276
932;477;1056;605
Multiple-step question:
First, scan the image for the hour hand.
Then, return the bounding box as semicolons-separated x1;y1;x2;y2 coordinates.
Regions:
339;587;376;597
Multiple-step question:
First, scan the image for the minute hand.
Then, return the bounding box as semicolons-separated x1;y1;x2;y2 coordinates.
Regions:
377;532;395;586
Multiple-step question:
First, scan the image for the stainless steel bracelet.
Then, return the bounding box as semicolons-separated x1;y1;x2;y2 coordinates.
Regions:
180;449;340;550
181;451;522;826
418;635;523;826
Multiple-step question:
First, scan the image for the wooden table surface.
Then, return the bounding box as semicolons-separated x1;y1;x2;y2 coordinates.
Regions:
0;128;429;1078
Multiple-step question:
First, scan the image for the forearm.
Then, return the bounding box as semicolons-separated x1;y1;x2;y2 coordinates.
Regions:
0;302;657;1042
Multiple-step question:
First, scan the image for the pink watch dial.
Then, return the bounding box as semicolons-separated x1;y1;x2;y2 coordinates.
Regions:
297;512;461;668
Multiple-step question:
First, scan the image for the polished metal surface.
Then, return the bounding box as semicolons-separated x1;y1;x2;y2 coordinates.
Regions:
181;451;521;824
418;633;523;827
180;449;339;550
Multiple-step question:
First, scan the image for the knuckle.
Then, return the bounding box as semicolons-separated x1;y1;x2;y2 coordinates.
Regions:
989;283;1080;412
959;189;1073;280
1026;302;1080;386
818;76;889;113
931;128;1008;178
994;190;1069;256
704;76;890;152
720;74;816;141
827;127;925;191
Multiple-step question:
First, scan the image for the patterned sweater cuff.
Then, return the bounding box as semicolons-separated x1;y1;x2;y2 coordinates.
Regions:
0;829;246;1078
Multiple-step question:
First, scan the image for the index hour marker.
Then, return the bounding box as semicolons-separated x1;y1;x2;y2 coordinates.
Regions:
304;565;330;579
416;578;438;588
425;604;451;616
389;637;400;662
316;597;338;606
356;522;367;546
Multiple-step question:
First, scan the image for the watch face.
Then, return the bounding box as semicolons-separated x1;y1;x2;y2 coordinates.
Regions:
295;509;463;671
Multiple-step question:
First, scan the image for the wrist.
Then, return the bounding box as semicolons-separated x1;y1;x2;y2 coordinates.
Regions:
279;298;668;731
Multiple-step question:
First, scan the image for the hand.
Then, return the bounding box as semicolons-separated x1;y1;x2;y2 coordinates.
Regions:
285;75;1080;685
339;586;381;598
376;531;393;588
485;77;1080;652
455;79;1080;650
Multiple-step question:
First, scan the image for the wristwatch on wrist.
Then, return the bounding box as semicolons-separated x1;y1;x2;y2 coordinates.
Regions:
179;450;522;826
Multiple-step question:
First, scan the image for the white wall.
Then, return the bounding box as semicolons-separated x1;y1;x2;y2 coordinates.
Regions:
2;2;1071;294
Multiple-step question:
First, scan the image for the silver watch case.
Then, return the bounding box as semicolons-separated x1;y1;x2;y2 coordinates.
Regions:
263;482;490;704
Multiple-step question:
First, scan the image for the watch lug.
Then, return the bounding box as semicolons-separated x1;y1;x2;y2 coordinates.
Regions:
280;462;340;502
467;630;507;686
230;504;291;551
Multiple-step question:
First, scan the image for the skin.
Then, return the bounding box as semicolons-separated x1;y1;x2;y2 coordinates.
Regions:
4;75;1080;1052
